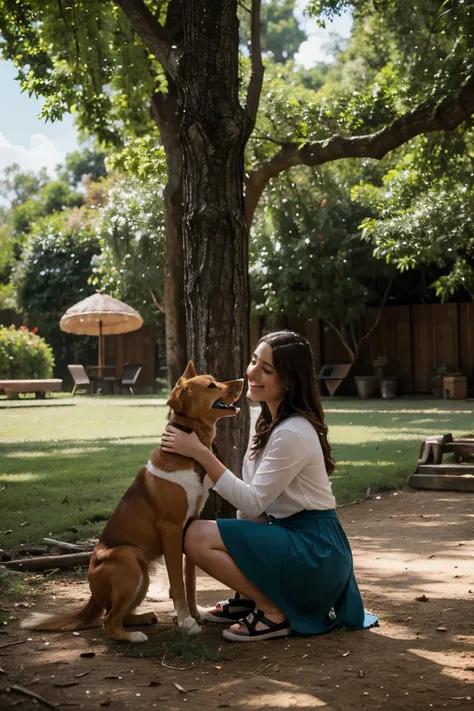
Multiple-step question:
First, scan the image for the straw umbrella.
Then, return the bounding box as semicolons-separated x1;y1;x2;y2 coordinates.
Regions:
59;293;143;377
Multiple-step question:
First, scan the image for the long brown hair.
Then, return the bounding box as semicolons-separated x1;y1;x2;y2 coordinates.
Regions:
249;330;335;476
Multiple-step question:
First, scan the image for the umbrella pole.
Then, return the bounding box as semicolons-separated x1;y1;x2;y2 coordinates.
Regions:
99;320;103;379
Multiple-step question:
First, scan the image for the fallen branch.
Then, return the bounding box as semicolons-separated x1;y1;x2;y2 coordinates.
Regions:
43;538;93;552
3;552;92;572
5;684;57;709
243;662;274;677
0;639;27;650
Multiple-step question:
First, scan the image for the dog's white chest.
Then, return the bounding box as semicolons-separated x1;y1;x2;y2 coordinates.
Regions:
146;461;210;523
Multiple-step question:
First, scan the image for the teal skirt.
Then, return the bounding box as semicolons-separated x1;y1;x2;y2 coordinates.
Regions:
217;509;378;635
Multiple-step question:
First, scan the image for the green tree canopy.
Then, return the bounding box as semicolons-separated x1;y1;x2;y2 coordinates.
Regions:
359;129;474;301
58;147;109;186
240;0;307;63
251;166;395;362
14;209;99;318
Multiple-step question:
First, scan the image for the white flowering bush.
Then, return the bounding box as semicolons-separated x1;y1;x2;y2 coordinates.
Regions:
93;177;165;324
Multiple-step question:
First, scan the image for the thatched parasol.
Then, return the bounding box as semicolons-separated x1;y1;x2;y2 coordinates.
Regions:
60;293;143;372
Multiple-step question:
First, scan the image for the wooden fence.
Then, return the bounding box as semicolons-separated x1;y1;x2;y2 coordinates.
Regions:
251;302;474;394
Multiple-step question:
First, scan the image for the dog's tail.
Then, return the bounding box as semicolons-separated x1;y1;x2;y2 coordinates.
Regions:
21;597;103;631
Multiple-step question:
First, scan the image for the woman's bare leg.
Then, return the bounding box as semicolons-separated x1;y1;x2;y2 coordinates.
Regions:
184;520;286;630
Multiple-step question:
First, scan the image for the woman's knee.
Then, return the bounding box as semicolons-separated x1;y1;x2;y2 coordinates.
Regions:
184;520;225;558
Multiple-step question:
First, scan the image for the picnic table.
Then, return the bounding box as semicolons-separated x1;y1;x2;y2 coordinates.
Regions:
85;366;116;394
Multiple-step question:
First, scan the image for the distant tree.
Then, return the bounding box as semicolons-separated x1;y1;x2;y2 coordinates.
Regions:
58;148;108;186
252;167;394;362
13;209;99;378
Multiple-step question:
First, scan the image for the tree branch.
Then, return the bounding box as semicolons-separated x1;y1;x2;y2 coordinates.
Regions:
359;274;394;348
245;0;264;129
252;133;287;146
349;321;359;357
245;72;474;226
114;0;181;78
149;287;165;313
238;1;251;13
325;320;355;363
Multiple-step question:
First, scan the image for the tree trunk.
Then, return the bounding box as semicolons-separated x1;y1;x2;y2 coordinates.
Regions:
177;0;250;517
152;86;187;387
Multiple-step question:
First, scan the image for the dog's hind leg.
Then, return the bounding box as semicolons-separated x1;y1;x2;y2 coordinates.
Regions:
102;557;150;643
161;526;201;635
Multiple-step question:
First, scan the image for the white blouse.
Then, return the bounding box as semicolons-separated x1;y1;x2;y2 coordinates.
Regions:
212;415;336;520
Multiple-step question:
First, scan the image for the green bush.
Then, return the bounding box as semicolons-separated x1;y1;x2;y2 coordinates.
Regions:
0;325;55;379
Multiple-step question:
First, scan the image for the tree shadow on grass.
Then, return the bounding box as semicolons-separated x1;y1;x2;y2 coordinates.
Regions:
0;438;160;548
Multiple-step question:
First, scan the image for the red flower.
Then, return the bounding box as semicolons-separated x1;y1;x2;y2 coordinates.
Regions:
20;326;28;332
320;199;327;208
32;326;38;334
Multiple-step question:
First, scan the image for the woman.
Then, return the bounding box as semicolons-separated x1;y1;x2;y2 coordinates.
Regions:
161;330;377;642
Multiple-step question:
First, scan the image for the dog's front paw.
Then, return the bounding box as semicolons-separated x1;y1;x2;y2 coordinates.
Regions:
179;616;202;635
129;631;148;643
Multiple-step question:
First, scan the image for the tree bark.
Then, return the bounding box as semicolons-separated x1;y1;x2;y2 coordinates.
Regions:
152;86;188;386
177;0;251;516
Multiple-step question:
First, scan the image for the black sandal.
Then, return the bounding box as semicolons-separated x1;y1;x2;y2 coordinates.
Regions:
222;608;292;642
201;592;255;623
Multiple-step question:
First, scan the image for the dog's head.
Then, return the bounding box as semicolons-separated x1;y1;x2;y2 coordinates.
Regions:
167;361;244;424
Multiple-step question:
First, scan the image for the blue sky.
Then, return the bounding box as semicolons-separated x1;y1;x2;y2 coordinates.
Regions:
0;5;352;177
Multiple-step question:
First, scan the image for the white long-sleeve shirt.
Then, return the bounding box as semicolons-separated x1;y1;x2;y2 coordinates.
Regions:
212;415;336;520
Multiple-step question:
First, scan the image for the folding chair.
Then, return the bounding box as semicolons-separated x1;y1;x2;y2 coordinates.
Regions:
103;363;143;395
68;365;92;397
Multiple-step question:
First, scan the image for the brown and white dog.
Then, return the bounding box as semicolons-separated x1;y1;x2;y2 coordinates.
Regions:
21;362;243;643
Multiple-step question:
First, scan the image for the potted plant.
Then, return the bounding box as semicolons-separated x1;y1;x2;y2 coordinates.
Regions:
355;375;378;399
432;365;448;398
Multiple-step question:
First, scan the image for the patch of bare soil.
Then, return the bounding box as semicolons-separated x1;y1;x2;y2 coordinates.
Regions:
1;490;473;710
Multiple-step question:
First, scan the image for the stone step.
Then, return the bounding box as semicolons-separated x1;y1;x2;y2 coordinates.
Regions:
443;442;474;452
417;463;474;475
409;473;474;493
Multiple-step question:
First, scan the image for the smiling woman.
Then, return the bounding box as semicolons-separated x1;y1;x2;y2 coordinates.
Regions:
163;330;378;643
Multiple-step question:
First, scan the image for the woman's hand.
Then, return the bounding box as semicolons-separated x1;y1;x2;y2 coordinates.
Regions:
161;425;206;461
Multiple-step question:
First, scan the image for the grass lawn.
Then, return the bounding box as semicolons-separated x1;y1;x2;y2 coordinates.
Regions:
1;395;473;549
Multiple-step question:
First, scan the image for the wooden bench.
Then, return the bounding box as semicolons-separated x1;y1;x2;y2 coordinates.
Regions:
0;379;63;400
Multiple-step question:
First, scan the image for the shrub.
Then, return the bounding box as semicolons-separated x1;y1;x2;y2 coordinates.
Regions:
0;325;55;379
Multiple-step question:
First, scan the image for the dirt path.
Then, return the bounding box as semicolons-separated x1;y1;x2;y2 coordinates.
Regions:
1;490;473;710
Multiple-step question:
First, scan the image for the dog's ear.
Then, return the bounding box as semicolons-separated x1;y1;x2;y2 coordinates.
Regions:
167;383;187;411
177;361;197;385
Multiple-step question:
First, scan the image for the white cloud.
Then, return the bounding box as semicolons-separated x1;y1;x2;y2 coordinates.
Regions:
296;37;337;66
294;3;353;66
0;132;65;177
